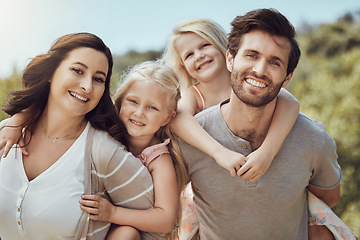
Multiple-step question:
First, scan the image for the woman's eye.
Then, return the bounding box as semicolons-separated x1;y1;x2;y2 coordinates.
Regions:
94;76;105;83
71;67;83;74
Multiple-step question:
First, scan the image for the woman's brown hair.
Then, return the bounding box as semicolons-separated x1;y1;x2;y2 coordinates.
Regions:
2;32;127;144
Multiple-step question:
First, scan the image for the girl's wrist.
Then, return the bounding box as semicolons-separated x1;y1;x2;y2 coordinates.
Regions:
257;143;277;160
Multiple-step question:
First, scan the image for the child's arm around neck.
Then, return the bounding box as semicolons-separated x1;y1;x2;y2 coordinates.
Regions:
237;88;300;181
170;88;248;177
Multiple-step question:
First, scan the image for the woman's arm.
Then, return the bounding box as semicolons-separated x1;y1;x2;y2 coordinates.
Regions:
81;154;178;233
237;88;300;181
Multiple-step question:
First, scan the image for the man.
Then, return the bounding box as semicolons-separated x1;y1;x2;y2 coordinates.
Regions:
180;8;341;239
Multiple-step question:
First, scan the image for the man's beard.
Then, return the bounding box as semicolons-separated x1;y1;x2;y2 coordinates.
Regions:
230;70;286;108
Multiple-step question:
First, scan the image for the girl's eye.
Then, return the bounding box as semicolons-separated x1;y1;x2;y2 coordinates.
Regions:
184;52;193;60
247;54;256;59
148;106;158;111
128;99;137;104
71;67;83;74
202;43;211;48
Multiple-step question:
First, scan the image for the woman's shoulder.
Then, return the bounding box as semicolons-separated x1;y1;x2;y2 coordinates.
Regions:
88;126;127;162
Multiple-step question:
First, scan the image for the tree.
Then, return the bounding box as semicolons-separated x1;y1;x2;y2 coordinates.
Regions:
291;16;360;234
0;74;22;120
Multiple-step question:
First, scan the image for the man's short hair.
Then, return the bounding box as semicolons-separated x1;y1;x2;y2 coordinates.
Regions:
227;8;301;75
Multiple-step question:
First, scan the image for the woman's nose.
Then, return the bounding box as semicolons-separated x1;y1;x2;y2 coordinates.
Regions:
80;75;93;93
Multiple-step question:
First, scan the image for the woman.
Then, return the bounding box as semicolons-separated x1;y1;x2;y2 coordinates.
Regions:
0;33;155;240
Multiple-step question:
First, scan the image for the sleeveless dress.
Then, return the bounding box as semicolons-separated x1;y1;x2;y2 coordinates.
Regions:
192;85;206;110
179;87;357;240
179;86;204;240
138;138;171;167
135;138;171;240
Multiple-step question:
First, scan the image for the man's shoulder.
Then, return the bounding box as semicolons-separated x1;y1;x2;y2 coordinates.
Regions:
296;113;326;133
292;113;334;146
194;104;221;125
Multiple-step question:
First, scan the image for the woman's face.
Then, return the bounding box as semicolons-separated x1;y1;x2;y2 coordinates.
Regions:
47;47;108;118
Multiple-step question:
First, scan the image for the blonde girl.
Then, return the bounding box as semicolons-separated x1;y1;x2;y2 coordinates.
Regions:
163;18;355;240
80;60;187;240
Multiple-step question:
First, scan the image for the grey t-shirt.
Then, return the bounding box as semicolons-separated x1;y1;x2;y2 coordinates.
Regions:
180;100;341;240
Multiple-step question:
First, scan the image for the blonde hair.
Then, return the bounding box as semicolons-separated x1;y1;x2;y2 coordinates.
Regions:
114;60;188;239
163;18;228;88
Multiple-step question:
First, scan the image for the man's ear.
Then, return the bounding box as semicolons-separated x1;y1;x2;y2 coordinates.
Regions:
226;49;234;72
282;72;293;88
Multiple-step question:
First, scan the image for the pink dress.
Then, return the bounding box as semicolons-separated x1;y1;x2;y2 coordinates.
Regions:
308;191;358;240
179;85;206;240
179;186;358;240
138;138;170;167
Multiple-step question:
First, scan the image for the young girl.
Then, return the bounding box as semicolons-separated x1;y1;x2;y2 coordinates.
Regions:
79;60;187;240
163;18;357;240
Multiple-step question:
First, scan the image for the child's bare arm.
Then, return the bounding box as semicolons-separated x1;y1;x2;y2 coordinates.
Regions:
171;89;246;176
171;110;246;176
0;112;29;157
81;154;178;233
237;88;300;181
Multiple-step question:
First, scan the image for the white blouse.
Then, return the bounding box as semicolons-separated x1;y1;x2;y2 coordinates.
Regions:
0;123;90;240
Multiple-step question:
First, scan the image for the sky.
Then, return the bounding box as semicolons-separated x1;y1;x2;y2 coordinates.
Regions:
0;0;359;78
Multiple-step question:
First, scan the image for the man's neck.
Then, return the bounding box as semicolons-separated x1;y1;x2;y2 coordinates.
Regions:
221;95;276;150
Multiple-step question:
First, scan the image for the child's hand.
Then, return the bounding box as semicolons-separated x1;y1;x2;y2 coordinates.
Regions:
80;193;115;222
236;150;272;182
0;125;28;158
213;147;247;177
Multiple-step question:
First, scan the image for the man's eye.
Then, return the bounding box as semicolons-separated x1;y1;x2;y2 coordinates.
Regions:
270;61;280;66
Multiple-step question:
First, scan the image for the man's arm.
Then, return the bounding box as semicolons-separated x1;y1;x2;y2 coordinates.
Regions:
307;184;340;208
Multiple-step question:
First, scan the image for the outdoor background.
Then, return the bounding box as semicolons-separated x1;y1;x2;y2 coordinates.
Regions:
1;0;359;235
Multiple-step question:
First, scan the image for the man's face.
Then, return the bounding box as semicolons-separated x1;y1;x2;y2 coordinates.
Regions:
226;30;293;107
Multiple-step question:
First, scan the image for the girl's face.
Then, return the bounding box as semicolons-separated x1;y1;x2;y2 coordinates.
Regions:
175;32;226;83
119;80;175;140
48;47;108;118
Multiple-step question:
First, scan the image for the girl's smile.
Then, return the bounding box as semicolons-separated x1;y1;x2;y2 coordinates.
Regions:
119;80;174;142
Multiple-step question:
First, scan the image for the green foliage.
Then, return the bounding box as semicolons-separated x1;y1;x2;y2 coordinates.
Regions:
300;18;360;58
0;74;22;120
292;16;360;235
111;50;162;93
